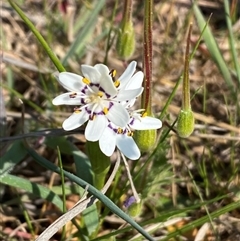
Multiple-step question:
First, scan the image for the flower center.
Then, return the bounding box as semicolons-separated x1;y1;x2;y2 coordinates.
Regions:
85;91;103;104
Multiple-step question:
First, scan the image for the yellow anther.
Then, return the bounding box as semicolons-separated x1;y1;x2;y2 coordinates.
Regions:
83;77;91;85
141;112;148;117
74;109;81;114
127;131;134;137
97;91;104;97
109;69;117;78
114;80;120;88
103;107;108;115
117;128;123;134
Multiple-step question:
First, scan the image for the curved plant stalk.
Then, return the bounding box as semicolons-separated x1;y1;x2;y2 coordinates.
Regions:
27;147;155;241
36;155;121;241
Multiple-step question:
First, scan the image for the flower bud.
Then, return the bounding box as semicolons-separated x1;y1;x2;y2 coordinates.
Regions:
116;21;135;59
124;196;142;217
86;141;110;190
176;109;194;138
134;129;157;153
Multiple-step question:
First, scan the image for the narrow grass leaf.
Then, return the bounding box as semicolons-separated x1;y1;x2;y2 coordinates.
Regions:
160;200;240;240
0;140;27;177
8;0;65;72
1;173;64;211
223;0;240;84
45;136;99;236
62;0;106;65
1;84;44;113
91;194;228;241
193;2;234;90
27;147;155;241
73;150;99;236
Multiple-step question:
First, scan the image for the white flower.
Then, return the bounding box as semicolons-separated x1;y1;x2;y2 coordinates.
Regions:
99;111;162;160
52;62;143;142
117;61;144;108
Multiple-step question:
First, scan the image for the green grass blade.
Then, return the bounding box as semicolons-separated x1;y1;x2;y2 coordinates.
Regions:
1;173;64;211
0;140;27;176
160;200;240;240
62;0;106;65
8;0;65;72
27;147;155;241
1;84;45;113
73;150;99;236
193;2;234;90
223;0;240;84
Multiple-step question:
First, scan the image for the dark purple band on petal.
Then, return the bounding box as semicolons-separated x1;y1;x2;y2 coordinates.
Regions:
129;118;135;126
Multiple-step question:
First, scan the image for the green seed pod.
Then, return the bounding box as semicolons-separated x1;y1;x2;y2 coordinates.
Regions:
134;129;157;153
124;195;143;217
86;141;110;190
127;200;143;217
177;109;195;138
116;22;135;59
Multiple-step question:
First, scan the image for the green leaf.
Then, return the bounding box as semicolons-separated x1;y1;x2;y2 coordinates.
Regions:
0;140;27;177
0;174;63;211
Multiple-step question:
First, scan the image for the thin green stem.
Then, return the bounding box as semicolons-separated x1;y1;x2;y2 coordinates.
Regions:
8;0;65;72
57;150;66;240
104;0;119;64
159;16;210;120
142;0;153;114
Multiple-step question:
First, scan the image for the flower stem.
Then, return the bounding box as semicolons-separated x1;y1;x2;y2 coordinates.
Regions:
182;24;192;111
142;0;153;114
123;0;133;23
86;141;110;190
8;0;65;73
116;0;135;59
121;153;140;203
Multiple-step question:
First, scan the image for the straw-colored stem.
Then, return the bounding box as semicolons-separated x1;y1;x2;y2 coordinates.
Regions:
121;153;140;203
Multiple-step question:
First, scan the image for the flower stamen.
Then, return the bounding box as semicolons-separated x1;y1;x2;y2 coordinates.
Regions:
114;80;120;87
103;107;108;115
109;69;120;87
127;130;134;137
117;128;123;134
83;77;91;85
109;69;117;78
97;91;104;97
74;108;81;113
